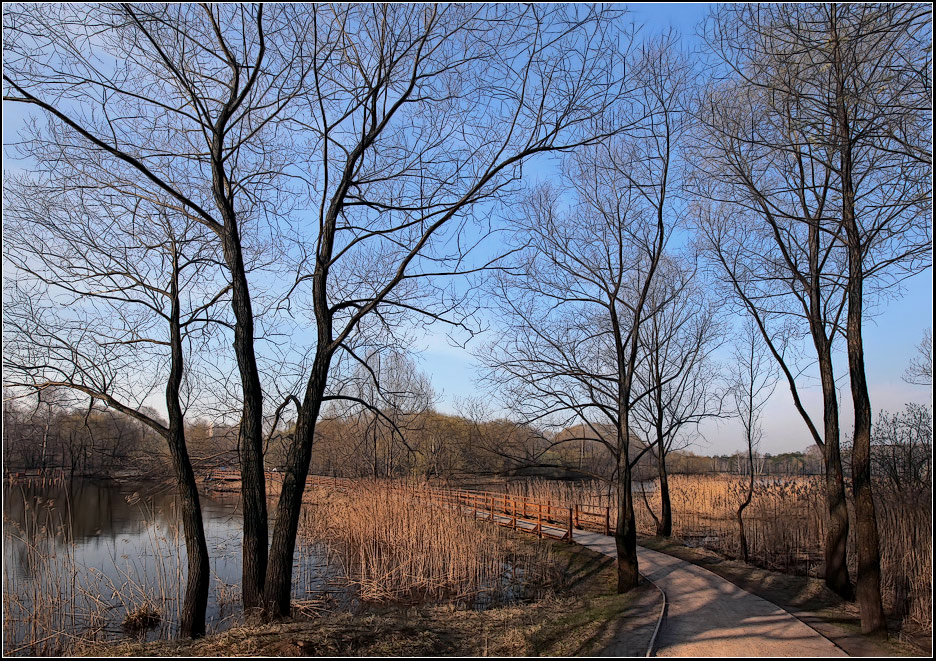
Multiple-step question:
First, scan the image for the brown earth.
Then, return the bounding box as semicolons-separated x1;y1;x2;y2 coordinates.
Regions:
80;534;662;657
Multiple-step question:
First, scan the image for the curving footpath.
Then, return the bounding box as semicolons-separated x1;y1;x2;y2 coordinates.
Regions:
573;529;847;657
461;501;846;657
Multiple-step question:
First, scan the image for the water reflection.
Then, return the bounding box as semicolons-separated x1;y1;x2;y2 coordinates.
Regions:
2;479;333;654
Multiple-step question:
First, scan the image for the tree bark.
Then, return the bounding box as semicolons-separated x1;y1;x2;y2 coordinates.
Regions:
166;248;209;638
845;183;886;635
657;448;672;537
831;7;886;633
219;225;268;611
803;175;852;601
615;461;639;592
737;438;755;563
615;418;639;592
817;344;854;601
263;349;330;618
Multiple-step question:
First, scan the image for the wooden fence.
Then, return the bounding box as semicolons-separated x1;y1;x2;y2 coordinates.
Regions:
201;472;615;541
304;476;615;541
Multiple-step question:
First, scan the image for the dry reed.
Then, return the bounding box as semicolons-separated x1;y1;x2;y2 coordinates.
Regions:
297;481;555;607
507;474;931;630
5;492;205;655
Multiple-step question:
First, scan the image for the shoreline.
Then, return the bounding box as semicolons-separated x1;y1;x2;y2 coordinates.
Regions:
79;534;663;657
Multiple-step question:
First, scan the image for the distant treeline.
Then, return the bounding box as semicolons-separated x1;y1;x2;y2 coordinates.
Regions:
3;399;165;478
3;399;642;481
4;396;866;482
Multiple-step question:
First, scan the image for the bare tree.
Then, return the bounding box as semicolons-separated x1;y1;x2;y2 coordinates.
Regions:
632;257;725;537
699;3;931;633
5;3;640;617
346;351;435;478
692;42;856;602
826;4;931;634
260;5;636;616
903;328;933;387
481;35;691;591
730;318;779;563
3;3;315;609
3;178;229;637
871;403;932;499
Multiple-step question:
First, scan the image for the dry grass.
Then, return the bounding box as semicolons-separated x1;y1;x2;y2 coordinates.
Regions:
3;495;115;655
875;493;932;628
82;536;661;658
4;479;559;656
509;474;931;630
4;493;201;655
634;475;827;571
298;481;557;606
122;604;161;633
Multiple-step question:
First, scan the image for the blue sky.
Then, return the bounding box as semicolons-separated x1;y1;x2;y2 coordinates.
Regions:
3;3;932;457
410;2;933;455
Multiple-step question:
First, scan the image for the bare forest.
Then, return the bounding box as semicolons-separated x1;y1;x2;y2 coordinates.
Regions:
2;3;931;656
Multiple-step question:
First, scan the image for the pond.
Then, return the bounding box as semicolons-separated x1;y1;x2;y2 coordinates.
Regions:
2;479;337;655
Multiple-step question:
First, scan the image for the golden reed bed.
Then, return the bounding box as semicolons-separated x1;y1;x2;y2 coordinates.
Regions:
507;475;931;629
298;482;555;605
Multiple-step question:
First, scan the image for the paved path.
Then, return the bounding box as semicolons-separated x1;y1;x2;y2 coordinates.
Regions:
573;530;847;657
463;503;845;656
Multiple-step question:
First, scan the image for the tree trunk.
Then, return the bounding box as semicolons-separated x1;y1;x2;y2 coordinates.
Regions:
211;91;268;608
737;440;755;563
263;351;330;618
615;421;639;592
166;254;209;638
817;346;854;601
220;226;268;611
166;423;210;638
657;448;672;537
846;217;886;636
832;10;886;632
802;171;853;602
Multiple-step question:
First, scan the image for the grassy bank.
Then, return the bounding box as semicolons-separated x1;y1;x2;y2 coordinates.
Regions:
82;535;662;657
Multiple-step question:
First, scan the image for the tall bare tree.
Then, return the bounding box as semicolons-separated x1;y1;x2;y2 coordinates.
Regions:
260;4;635;616
3;3;314;609
481;35;691;591
729;317;779;563
699;4;932;633
3;179;228;637
692;41;855;602
632;257;725;537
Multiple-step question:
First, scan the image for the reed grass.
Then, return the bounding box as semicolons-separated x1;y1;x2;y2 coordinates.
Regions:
4;491;228;655
297;481;556;606
3;494;112;655
507;474;931;630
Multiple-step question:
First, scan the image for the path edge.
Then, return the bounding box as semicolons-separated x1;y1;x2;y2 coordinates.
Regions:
640;569;667;658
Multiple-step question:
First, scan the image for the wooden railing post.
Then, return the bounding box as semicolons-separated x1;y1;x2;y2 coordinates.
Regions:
537;502;543;538
574;503;580;528
568;506;573;541
605;506;610;536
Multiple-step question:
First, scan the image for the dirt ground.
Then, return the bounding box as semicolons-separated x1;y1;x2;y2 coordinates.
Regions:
81;535;662;657
638;535;930;657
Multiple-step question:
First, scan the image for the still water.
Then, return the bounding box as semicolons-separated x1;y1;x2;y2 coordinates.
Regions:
2;479;335;654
